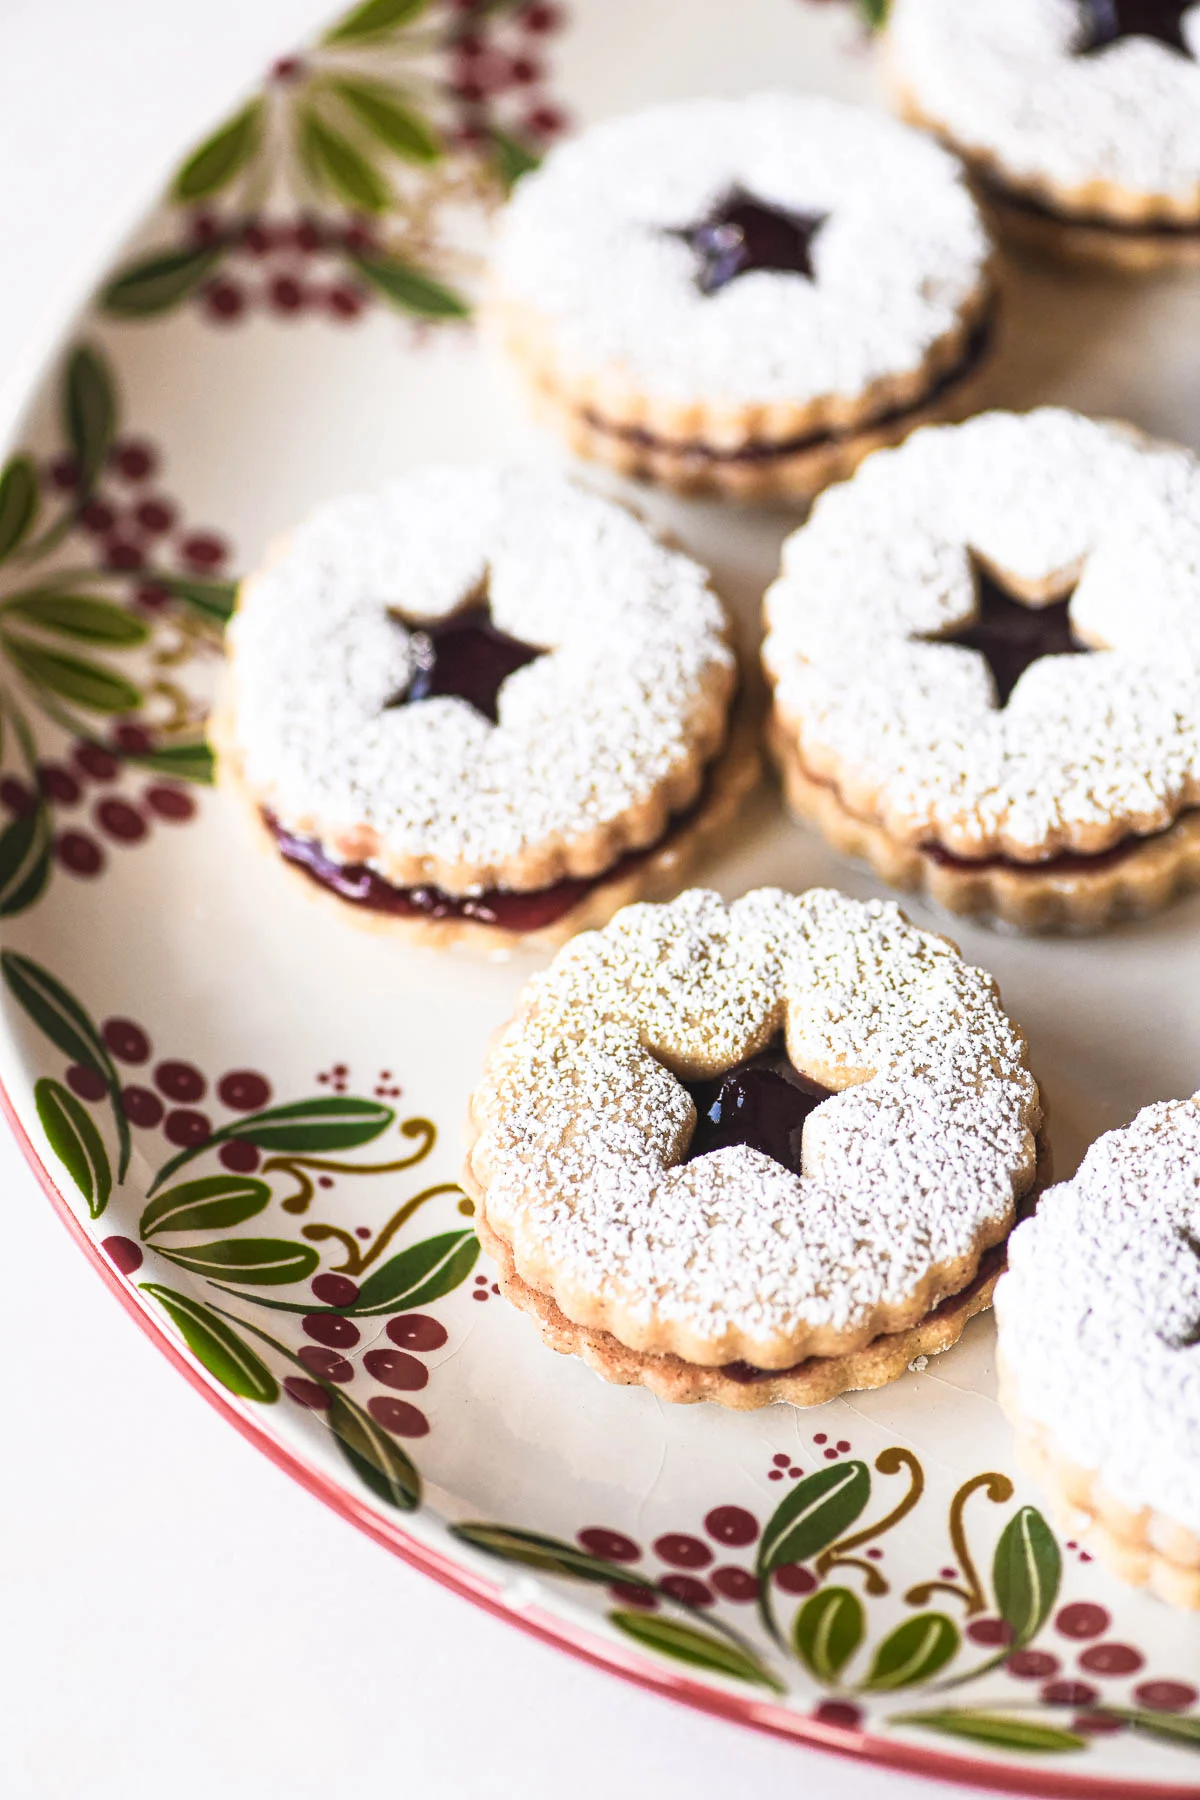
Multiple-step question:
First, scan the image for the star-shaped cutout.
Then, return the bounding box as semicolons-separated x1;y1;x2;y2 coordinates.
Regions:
389;599;545;724
929;563;1090;707
672;188;829;296
1077;0;1195;57
682;1036;832;1176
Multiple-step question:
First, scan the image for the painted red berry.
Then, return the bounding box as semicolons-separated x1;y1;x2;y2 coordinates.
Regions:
608;1582;656;1610
121;1085;164;1128
654;1534;712;1570
1007;1650;1060;1680
104;539;145;572
155;1060;206;1102
49;454;81;491
298;1346;354;1383
204;281;247;323
364;1348;428;1390
271;55;305;82
37;763;81;806
577;1528;639;1564
1055;1603;1110;1640
56;832;104;876
268;275;307;315
326;284;366;321
704;1506;759;1547
219;1140;260;1173
103;1018;150;1063
164;1108;211;1148
73;742;118;782
367;1396;429;1436
111;440;157;481
304;1313;360;1350
188;211;222;246
102;1235;143;1275
134;498;177;534
1079;1642;1144;1677
523;104;566;139
774;1564;817;1595
1042;1680;1099;1707
217;1070;271;1111
79;499;115;534
95;799;147;843
967;1616;1014;1646
312;1272;359;1308
813;1700;862;1732
342;220;377;254
67;1064;108;1102
386;1314;447;1352
0;777;35;816
710;1567;758;1602
521;3;563;31
659;1575;713;1608
114;723;152;754
181;531;229;570
144;785;196;823
283;1376;329;1410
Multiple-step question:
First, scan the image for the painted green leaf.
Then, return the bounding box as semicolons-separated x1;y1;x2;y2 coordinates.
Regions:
153;572;237;624
352;1230;479;1314
62;344;116;493
141;1283;279;1402
861;1613;960;1691
325;1387;420;1510
140;1174;271;1239
332;80;440;163
0;802;52;918
491;128;540;191
0;949;116;1085
122;739;214;785
3;952;131;1178
6;593;149;646
757;1461;871;1582
322;0;431;44
154;1237;320;1285
300;111;391;214
0;456;39;563
173;99;263;202
992;1506;1061;1647
34;1076;112;1218
1106;1709;1200;1749
101;242;225;319
792;1586;865;1683
889;1710;1085;1753
5;639;142;714
348;250;469;320
451;1523;655;1589
148;1095;396;1191
609;1612;782;1692
859;0;890;26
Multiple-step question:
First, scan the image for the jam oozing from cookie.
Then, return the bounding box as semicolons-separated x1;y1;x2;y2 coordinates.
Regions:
390;601;545;724
934;564;1089;707
1077;0;1194;57
674;189;829;295
682;1035;833;1176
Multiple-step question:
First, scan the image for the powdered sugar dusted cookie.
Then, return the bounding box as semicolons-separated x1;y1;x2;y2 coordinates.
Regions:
214;467;755;953
763;407;1200;933
464;887;1042;1405
488;95;996;500
997;1096;1200;1609
889;0;1200;267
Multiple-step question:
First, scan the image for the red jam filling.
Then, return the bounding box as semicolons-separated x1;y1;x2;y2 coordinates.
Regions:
390;601;545;724
681;1034;832;1177
674;189;828;294
1077;0;1193;57
581;315;994;464
928;564;1088;707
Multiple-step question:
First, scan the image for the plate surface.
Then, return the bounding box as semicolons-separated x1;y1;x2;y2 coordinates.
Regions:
2;1;1199;1792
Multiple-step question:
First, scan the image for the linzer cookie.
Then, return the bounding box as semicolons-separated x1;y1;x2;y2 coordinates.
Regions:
763;408;1200;933
888;0;1200;268
487;95;996;501
464;887;1043;1408
212;468;755;953
996;1096;1200;1610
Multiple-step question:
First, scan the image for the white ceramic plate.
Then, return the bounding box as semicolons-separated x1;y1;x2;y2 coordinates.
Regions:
2;1;1199;1791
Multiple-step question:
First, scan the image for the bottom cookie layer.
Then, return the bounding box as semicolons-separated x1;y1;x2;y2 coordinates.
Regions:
1005;1407;1200;1612
472;1129;1048;1409
769;718;1200;935
527;319;996;502
217;708;760;956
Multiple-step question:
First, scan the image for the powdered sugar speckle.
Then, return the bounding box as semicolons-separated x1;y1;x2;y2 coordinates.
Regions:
764;409;1200;860
890;0;1200;208
997;1095;1200;1534
491;94;990;409
473;888;1039;1366
228;467;733;892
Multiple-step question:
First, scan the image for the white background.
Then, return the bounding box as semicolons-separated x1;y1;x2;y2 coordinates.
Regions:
0;3;1001;1796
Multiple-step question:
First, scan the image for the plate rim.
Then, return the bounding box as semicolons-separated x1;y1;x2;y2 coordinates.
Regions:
6;1076;1196;1800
